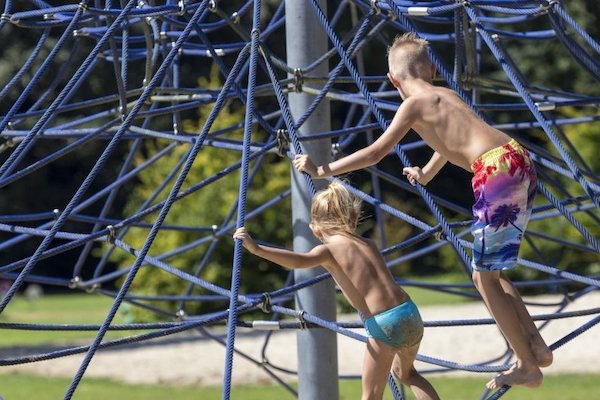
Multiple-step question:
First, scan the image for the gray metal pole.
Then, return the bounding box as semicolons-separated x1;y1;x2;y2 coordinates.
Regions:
285;1;339;400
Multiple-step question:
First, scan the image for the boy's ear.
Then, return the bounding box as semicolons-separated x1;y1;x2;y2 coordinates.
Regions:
387;72;400;88
431;64;437;80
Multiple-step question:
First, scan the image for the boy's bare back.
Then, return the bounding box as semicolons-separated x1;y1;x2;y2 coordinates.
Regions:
319;234;409;319
392;83;510;171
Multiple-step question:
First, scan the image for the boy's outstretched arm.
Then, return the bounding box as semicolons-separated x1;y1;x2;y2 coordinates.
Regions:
294;97;421;178
403;151;447;186
233;228;333;270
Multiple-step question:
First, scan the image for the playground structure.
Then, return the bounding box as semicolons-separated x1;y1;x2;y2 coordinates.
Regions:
0;1;599;399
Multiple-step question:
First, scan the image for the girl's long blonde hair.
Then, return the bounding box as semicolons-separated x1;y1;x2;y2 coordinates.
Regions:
311;180;362;235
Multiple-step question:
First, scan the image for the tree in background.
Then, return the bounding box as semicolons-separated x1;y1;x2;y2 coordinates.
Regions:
109;65;291;320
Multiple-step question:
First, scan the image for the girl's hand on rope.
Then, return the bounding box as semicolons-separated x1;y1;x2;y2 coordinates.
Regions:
293;154;318;177
402;166;425;186
233;227;259;253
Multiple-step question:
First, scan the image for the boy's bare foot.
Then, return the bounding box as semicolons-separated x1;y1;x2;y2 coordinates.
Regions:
530;337;553;368
486;364;543;390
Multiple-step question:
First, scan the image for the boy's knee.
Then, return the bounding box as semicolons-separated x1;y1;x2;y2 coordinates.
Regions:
472;270;483;289
472;270;499;289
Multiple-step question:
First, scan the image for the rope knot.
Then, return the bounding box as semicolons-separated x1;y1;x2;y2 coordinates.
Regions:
276;129;289;157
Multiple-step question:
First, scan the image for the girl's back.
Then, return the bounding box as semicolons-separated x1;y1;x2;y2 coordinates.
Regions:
323;233;410;319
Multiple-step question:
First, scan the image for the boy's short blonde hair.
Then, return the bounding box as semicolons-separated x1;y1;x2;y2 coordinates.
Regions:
387;32;432;80
311;180;362;235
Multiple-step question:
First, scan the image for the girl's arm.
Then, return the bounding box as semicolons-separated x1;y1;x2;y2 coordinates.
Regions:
233;228;333;269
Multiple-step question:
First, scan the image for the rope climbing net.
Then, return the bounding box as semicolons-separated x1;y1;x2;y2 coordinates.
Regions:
0;1;598;399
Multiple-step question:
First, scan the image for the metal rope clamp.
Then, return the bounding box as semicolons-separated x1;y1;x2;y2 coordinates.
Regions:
276;129;289;157
178;0;187;16
211;224;219;241
370;0;381;15
260;292;272;313
106;225;116;244
434;227;445;241
540;0;559;13
297;310;308;329
293;68;303;93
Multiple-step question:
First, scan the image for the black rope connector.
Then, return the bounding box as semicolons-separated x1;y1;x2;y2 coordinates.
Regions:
293;68;303;93
208;0;218;13
260;292;272;313
276;129;289;157
52;208;60;220
231;12;240;24
297;310;308;329
106;225;116;244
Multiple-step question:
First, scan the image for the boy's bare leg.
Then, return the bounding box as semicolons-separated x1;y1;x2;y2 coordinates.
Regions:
472;270;543;389
361;338;395;400
499;273;553;367
391;342;440;400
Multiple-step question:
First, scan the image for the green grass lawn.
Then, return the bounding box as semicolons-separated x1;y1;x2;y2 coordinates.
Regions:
1;372;598;400
401;273;476;307
0;293;132;347
0;276;475;348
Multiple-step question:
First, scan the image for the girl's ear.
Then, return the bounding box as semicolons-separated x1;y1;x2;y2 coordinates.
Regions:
309;223;322;241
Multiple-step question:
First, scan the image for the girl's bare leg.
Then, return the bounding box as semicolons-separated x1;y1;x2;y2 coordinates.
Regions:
361;338;395;400
391;343;440;400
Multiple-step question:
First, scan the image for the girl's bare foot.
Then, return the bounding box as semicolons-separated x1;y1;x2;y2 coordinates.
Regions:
530;336;553;368
486;364;543;390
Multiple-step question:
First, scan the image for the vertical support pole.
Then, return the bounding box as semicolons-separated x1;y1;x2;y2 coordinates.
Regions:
285;1;339;400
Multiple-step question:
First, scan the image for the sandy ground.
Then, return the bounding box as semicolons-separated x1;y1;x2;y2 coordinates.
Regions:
1;292;599;388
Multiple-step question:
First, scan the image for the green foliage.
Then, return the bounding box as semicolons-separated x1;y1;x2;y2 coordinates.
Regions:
519;107;600;286
108;65;291;321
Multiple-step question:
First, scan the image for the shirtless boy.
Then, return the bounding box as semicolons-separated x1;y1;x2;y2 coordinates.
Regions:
293;33;552;389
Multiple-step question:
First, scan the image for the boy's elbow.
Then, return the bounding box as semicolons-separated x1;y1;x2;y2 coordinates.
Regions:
365;147;386;165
